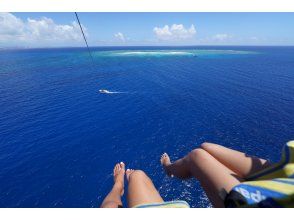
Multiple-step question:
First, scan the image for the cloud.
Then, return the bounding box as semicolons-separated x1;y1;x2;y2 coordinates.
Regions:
153;24;196;41
212;33;232;41
114;32;125;42
0;13;86;47
0;12;24;36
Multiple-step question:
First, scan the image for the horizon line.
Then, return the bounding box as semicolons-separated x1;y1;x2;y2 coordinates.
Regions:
1;45;294;50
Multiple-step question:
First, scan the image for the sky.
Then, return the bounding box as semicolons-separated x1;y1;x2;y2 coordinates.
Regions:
0;12;294;47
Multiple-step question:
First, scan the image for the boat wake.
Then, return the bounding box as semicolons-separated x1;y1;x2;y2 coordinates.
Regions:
99;89;127;94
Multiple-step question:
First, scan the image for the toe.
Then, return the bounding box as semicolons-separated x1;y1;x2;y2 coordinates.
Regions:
126;169;133;179
160;153;167;163
114;163;120;173
120;162;125;170
126;169;130;178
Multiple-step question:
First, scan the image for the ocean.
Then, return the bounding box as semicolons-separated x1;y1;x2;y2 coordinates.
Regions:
0;46;293;207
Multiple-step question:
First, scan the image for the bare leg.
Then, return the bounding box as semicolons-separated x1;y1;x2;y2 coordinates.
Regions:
161;149;242;207
126;169;164;208
160;143;271;207
187;149;242;207
160;142;271;179
161;153;191;179
200;142;271;178
101;162;125;208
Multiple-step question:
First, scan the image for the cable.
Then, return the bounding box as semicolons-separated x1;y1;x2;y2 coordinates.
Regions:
74;12;95;65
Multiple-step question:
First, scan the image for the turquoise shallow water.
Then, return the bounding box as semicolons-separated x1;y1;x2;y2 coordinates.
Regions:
0;46;293;207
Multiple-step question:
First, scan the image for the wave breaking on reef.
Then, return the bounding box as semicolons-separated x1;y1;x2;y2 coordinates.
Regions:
93;49;257;58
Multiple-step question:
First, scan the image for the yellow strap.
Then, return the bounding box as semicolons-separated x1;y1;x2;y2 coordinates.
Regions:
246;180;294;195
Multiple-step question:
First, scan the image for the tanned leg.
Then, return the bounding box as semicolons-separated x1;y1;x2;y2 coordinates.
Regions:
161;149;242;207
200;142;271;178
100;162;125;208
161;142;271;179
160;153;191;179
126;169;164;208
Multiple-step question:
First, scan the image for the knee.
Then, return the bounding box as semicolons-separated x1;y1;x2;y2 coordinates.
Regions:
200;142;215;151
128;170;147;181
187;148;209;163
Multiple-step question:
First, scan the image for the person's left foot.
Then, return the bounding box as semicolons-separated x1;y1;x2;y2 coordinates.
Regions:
160;153;173;177
161;153;171;166
113;162;125;196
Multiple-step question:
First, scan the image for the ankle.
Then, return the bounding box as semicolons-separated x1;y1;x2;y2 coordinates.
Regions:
113;181;124;190
164;165;173;176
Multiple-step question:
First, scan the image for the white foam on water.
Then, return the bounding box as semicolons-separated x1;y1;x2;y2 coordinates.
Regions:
99;89;128;94
94;49;257;58
117;51;194;56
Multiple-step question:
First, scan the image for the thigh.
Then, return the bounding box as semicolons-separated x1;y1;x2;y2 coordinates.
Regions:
127;170;164;207
188;149;242;207
200;142;271;178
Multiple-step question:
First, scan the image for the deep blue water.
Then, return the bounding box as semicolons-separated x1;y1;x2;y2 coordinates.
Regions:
0;46;293;207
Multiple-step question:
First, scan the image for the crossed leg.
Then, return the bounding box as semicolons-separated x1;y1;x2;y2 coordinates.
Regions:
200;142;271;178
161;142;271;207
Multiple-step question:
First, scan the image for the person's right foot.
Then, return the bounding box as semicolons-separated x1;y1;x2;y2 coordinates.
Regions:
160;153;173;177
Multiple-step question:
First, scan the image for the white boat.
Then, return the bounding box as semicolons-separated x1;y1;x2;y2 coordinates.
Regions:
99;89;111;94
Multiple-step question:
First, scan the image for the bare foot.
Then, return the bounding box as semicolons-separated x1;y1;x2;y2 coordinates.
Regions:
113;162;125;196
160;153;173;177
161;153;171;166
126;169;135;181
